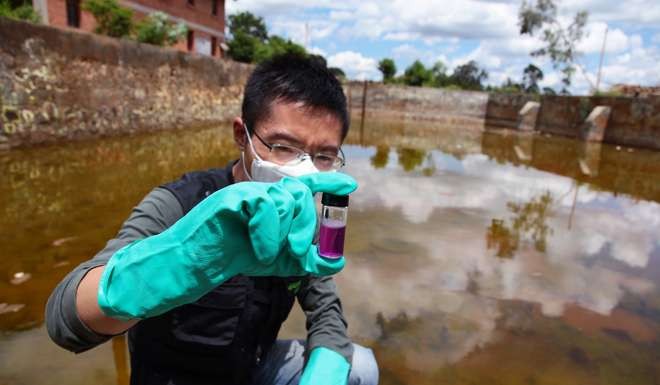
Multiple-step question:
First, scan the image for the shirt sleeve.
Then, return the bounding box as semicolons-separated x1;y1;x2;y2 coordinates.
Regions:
296;275;354;364
45;187;183;353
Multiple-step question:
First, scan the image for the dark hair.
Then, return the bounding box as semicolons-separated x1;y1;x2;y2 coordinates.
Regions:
241;53;349;140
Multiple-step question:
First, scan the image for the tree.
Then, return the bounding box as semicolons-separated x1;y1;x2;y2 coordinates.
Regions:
493;78;524;93
226;11;311;64
542;87;557;95
522;64;544;93
135;12;187;46
83;0;133;38
518;0;588;91
227;11;269;63
430;60;450;87
450;60;488;90
253;35;306;63
227;31;261;63
403;60;432;87
378;58;397;83
228;11;268;42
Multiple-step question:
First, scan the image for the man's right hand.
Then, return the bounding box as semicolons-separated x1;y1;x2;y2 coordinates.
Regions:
96;172;357;321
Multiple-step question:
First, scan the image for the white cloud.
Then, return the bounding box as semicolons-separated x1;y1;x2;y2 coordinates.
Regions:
597;36;660;87
267;19;339;47
565;0;660;26
326;51;379;80
384;32;419;42
226;0;660;92
392;44;422;59
308;46;327;57
577;22;630;54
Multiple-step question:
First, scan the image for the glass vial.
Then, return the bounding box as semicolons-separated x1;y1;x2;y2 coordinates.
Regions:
318;193;349;259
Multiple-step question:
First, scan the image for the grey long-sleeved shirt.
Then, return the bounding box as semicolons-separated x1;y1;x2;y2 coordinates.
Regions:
45;184;353;364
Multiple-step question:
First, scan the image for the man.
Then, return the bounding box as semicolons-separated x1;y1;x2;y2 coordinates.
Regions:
46;54;379;385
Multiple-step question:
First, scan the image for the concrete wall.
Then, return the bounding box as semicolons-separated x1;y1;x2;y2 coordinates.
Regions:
484;93;537;130
345;82;488;131
345;81;659;151
537;95;660;150
0;17;251;149
484;93;660;151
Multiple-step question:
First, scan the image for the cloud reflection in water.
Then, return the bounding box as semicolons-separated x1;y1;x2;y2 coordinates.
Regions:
335;145;659;367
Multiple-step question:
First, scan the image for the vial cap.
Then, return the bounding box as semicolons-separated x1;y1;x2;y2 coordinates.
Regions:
321;192;349;207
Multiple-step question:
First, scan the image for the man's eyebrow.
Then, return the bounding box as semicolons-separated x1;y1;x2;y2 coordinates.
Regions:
264;130;304;146
318;144;340;153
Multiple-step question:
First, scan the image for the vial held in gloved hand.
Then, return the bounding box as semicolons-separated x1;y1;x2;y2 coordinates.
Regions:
318;193;349;259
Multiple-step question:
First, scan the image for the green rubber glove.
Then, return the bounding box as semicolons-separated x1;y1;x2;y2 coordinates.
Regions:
97;172;357;320
300;347;351;385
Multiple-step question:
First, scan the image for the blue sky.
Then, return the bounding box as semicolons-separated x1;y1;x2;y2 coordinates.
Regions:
226;0;660;95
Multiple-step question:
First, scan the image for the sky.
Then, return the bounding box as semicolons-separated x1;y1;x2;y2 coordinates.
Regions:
226;0;660;95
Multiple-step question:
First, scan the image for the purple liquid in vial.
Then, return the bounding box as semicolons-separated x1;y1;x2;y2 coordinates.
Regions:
318;219;346;259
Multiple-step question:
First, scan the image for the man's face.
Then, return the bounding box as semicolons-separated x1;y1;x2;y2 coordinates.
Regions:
233;100;344;181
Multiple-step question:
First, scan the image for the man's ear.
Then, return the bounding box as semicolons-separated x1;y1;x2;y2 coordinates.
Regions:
233;117;246;150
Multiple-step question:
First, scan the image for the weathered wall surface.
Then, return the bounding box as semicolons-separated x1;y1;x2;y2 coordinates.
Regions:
345;82;488;131
485;93;537;130
0;17;251;149
484;93;660;150
537;95;660;150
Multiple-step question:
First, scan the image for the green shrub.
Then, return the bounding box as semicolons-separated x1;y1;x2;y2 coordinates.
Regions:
0;0;40;23
82;0;133;38
135;11;186;46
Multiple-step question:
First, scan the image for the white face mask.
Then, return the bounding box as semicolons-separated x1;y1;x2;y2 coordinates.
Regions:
241;124;320;183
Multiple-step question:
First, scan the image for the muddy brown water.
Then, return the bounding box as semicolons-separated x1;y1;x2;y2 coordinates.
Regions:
1;120;659;385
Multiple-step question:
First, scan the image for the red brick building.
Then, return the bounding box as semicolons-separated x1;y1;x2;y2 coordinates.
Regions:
31;0;226;57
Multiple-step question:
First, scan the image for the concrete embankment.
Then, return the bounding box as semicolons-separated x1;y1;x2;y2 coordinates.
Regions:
0;17;251;150
345;82;660;151
485;93;660;151
345;82;488;132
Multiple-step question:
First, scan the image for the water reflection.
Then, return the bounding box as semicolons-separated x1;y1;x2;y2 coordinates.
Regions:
396;148;426;172
0;126;238;333
486;191;554;258
1;121;659;385
112;336;130;385
370;146;390;169
336;139;659;383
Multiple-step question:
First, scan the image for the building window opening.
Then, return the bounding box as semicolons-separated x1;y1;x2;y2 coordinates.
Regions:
187;30;194;51
65;0;81;28
187;0;194;6
212;0;218;15
211;36;218;56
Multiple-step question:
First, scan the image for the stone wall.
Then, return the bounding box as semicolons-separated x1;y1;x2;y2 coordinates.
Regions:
0;17;251;149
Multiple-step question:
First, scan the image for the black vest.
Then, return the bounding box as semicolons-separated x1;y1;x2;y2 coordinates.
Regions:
127;163;299;385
